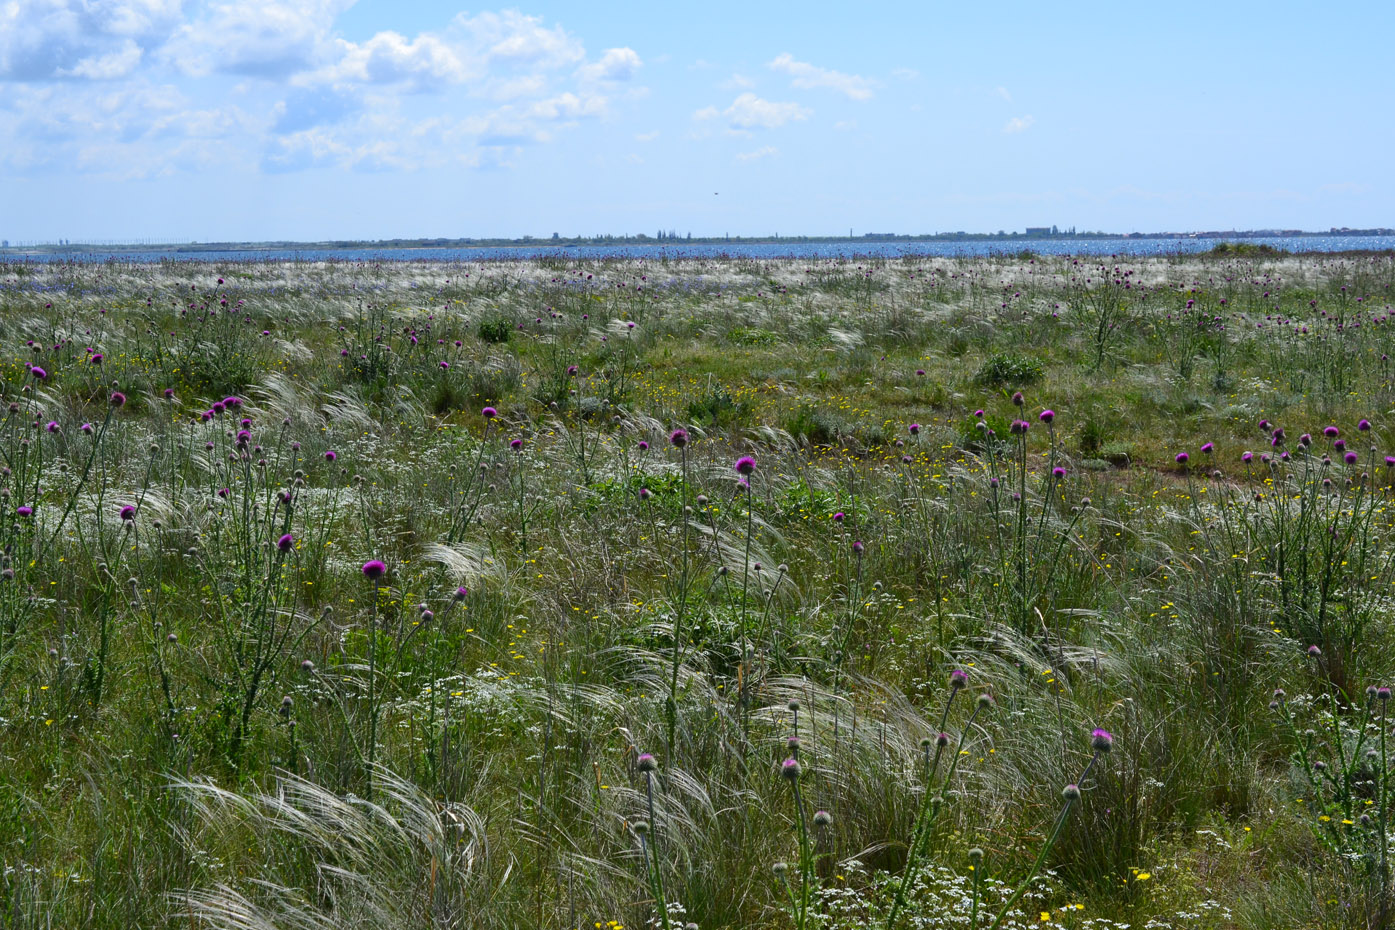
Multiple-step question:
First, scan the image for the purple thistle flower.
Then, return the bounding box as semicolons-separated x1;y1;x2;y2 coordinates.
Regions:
1009;419;1028;435
852;540;864;554
109;391;126;407
1175;452;1189;464
1200;442;1214;454
915;368;925;376
16;506;33;518
510;438;523;450
1039;409;1055;423
566;365;579;376
1385;456;1395;468
45;421;58;433
324;450;337;461
974;409;985;418
949;668;968;690
1052;466;1066;480
1258;419;1271;431
1324;425;1340;438
1345;451;1359;464
277;533;294;551
211;401;226;415
668;428;688;448
362;560;387;581
833;511;845;522
1011;391;1024;406
1359;419;1372;431
780;757;802;781
1091;728;1114;752
637;440;649;451
1307;644;1322;657
482;406;497;419
119;504;136;521
639;487;651;501
439;360;450;369
909;423;920;435
636;752;658;772
454;586;469;600
1271;427;1285;440
1299;433;1312;447
1241;451;1253;462
1334;439;1347;451
91;353;103;365
163;388;175;399
81;422;93;434
30;367;46;380
734;455;756;476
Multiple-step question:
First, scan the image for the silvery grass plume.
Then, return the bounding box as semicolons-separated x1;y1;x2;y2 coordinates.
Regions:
171;766;497;930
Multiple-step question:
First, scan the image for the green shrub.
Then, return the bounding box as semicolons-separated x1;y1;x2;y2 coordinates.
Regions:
974;352;1044;386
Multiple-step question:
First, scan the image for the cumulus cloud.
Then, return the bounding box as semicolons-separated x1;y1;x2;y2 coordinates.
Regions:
768;53;874;100
576;46;640;83
0;0;181;81
162;0;349;78
695;92;810;130
1003;115;1035;133
1;3;642;176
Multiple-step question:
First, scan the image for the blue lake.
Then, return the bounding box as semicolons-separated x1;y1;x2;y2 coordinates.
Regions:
5;236;1395;264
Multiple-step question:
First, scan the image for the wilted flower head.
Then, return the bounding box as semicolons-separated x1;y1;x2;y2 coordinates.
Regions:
1011;391;1024;406
949;668;968;690
1062;784;1082;801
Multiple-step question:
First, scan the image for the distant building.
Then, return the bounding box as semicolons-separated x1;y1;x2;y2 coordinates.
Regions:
1025;227;1056;237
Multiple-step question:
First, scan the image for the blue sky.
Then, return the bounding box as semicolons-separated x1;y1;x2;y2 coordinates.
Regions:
1;0;1391;242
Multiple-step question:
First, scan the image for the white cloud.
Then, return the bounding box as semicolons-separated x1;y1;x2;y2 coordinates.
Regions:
833;120;857;132
1;4;641;176
720;73;754;90
527;91;606;120
697;92;809;130
58;39;144;79
1;0;180;81
1003;115;1035;133
768;53;874;100
163;0;348;78
576;46;640;83
634;130;659;142
995;86;1011;102
736;145;776;161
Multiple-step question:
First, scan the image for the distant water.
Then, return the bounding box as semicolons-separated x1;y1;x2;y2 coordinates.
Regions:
6;236;1395;264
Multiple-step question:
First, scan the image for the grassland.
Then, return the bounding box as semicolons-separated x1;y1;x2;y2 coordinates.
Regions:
1;250;1395;929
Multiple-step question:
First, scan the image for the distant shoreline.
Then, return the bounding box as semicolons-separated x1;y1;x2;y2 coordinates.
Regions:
4;228;1394;257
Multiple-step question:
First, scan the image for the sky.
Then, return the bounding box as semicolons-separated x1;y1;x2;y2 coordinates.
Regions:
1;0;1392;242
